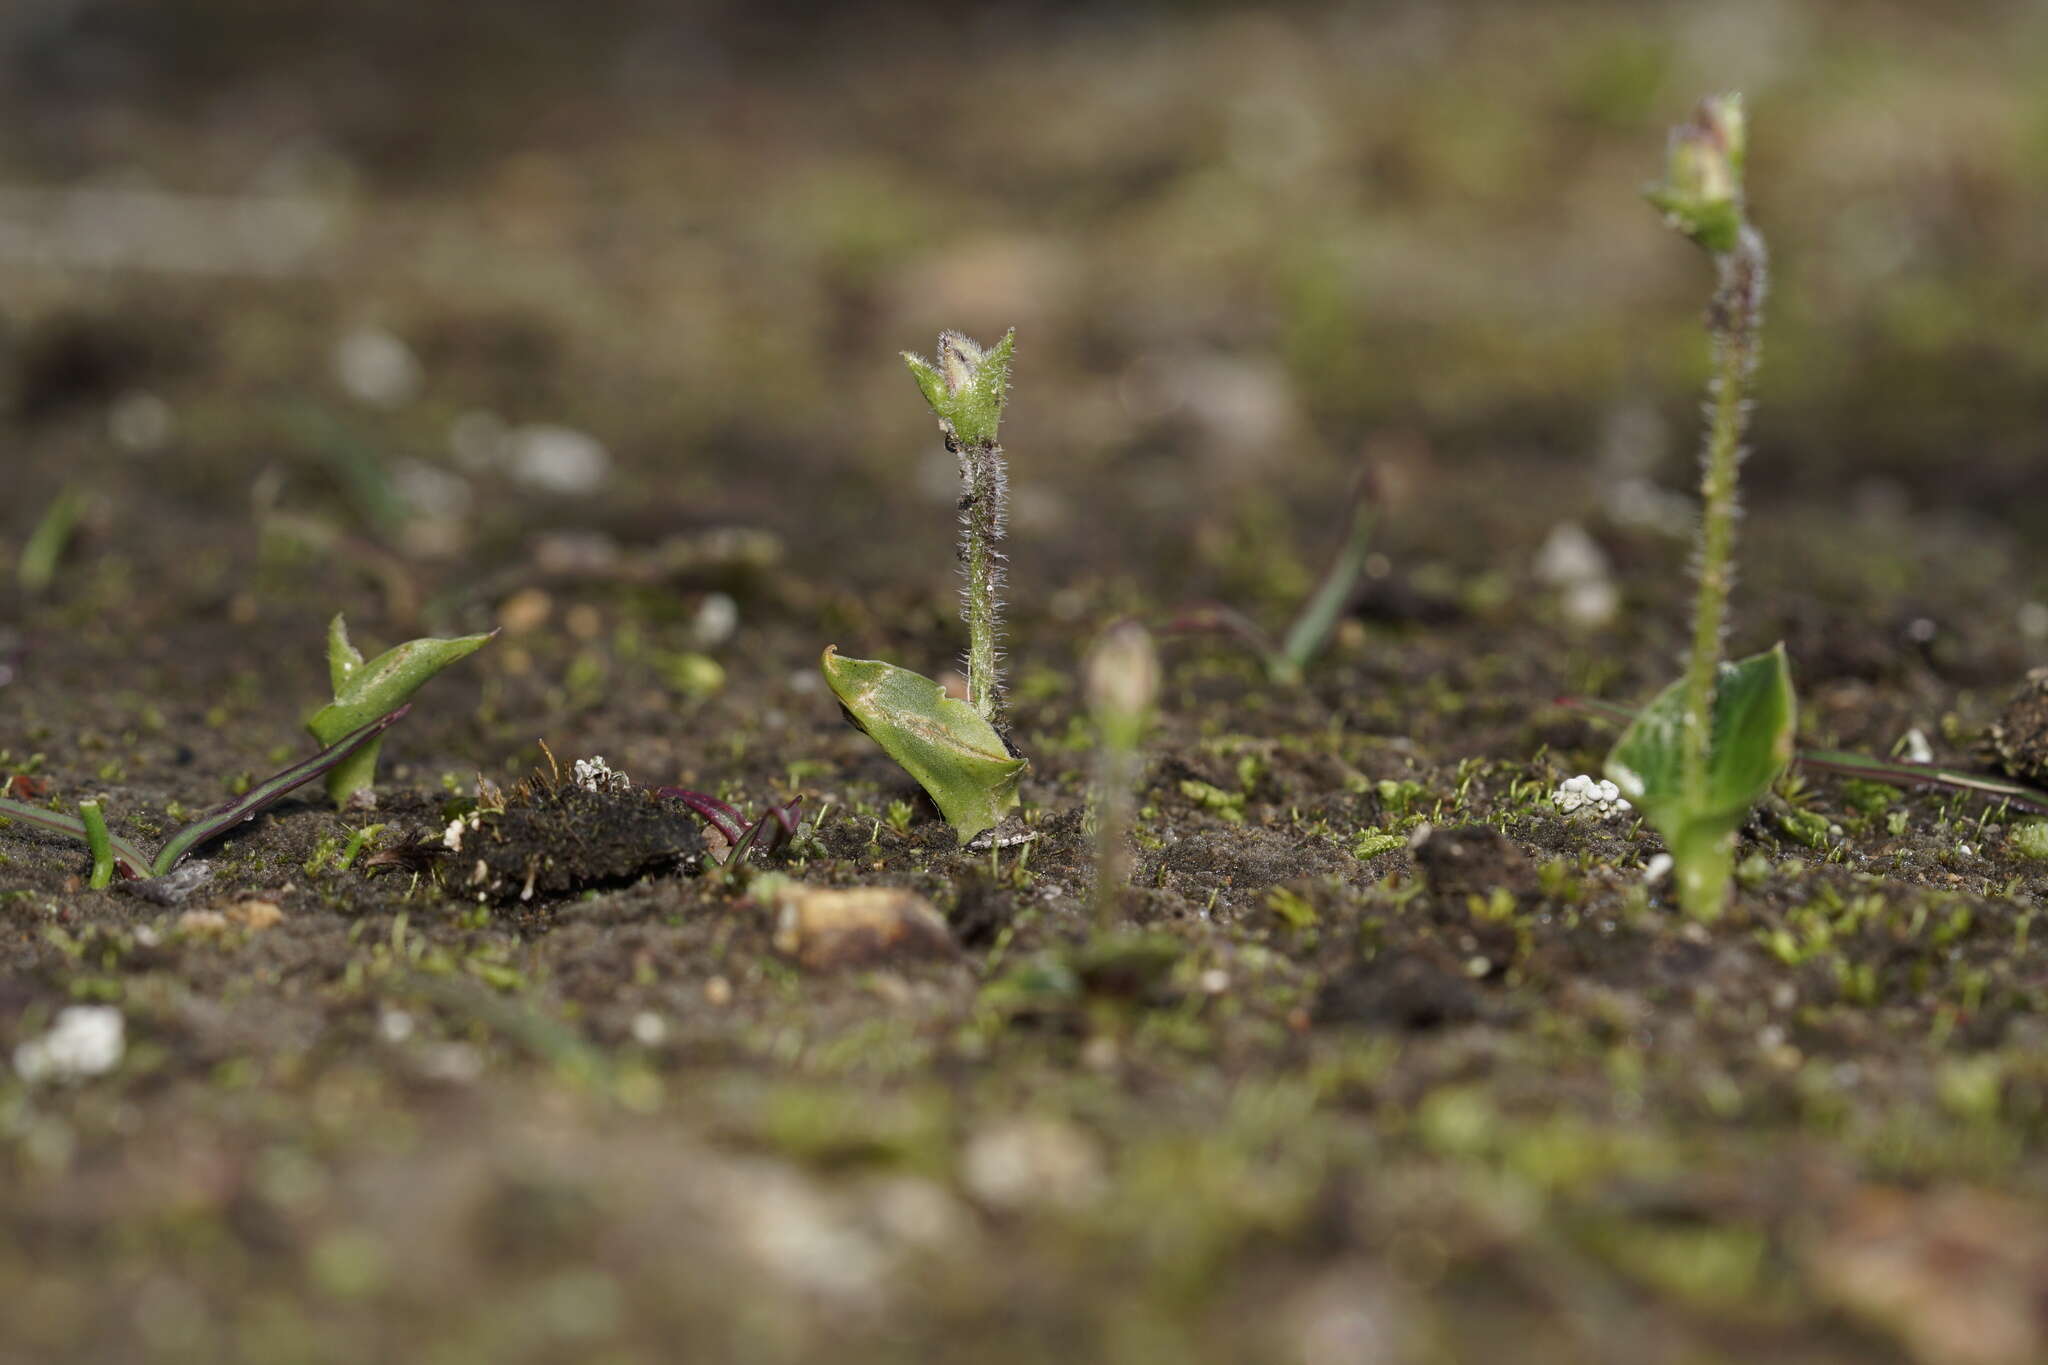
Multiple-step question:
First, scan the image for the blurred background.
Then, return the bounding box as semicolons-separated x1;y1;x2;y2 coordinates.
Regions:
2;0;2046;648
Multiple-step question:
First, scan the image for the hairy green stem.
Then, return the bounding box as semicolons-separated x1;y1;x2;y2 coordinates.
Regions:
1677;225;1767;913
79;800;114;890
957;436;1008;726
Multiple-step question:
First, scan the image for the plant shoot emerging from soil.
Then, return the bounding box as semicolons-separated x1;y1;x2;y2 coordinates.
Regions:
1606;94;1795;920
823;330;1029;843
307;614;496;808
1086;621;1159;925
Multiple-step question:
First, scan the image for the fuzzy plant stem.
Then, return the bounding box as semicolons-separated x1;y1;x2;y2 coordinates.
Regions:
957;435;1009;726
79;799;114;890
1678;226;1768;829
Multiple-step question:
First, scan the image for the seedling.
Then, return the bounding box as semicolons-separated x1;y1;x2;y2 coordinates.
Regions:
0;707;408;881
1171;463;1377;685
1604;94;1795;920
1085;621;1159;925
306;614;496;808
1573;697;2048;816
822;331;1028;843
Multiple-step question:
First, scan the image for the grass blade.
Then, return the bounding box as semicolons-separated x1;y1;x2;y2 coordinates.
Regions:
1278;466;1376;682
79;799;115;889
152;705;412;875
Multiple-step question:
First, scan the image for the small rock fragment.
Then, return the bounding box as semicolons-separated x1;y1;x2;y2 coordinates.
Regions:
12;1005;125;1083
766;883;957;971
960;1118;1105;1211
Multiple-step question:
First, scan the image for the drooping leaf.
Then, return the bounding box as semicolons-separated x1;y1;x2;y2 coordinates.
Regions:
821;646;1026;843
157;706;411;874
1606;644;1795;918
306;614;496;806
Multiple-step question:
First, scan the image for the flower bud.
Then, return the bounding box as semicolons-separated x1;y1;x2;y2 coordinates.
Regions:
1646;93;1746;254
904;328;1015;447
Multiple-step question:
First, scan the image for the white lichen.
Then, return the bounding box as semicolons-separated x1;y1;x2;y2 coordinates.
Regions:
572;756;632;794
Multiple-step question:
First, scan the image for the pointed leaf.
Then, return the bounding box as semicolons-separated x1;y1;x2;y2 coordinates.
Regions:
821;647;1026;843
307;620;496;805
1702;644;1797;818
327;612;366;692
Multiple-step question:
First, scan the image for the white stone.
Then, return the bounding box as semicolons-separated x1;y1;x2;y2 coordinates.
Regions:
506;424;609;494
12;1006;125;1083
333;326;422;407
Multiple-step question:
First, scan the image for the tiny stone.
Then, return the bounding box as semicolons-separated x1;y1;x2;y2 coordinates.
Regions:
12;1006;125;1083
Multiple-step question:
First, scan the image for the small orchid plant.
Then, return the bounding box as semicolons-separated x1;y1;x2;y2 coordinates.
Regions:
1605;94;1796;920
822;331;1028;844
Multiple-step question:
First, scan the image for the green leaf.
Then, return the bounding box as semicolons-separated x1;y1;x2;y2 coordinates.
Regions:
306;614;496;806
1606;644;1796;918
821;647;1026;843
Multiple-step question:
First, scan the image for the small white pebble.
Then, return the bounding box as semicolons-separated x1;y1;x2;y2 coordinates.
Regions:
333;325;423;407
1198;968;1231;995
630;1011;667;1046
505;424;609;494
12;1006;125;1083
691;593;739;647
109;390;174;453
1957;844;1974;858
378;1009;415;1043
1644;853;1673;885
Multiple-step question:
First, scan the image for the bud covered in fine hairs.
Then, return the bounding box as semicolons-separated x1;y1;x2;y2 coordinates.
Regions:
1645;93;1747;254
903;329;1014;448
